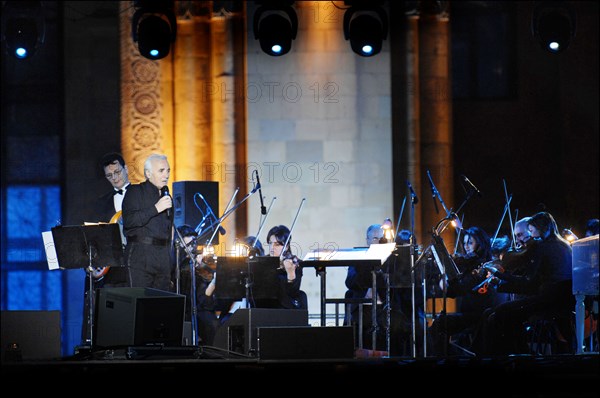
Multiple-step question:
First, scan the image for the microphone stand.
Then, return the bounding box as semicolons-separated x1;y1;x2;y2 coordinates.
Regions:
205;186;259;248
245;197;277;308
387;196;406;356
85;243;96;349
408;191;421;358
198;188;239;245
426;173;461;357
174;226;200;346
251;197;277;251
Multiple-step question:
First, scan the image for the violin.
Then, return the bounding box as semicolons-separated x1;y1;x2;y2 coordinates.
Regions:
472;259;503;294
183;242;216;282
452;251;481;273
497;238;538;274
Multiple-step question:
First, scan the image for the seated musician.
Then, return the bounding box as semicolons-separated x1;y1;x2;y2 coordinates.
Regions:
207;227;305;326
263;225;306;310
345;224;386;351
428;226;508;356
480;212;574;355
345;223;414;354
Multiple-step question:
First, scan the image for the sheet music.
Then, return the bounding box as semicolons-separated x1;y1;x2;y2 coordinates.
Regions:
302;247;367;261
42;231;59;270
365;242;396;264
302;243;394;264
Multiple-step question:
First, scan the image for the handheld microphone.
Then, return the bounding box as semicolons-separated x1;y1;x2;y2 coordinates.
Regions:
406;180;419;204
461;174;483;197
160;186;171;217
255;170;267;215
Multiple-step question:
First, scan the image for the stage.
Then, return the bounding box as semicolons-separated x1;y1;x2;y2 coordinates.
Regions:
2;350;598;396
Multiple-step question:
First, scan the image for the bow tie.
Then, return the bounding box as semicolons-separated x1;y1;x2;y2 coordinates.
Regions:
114;189;124;196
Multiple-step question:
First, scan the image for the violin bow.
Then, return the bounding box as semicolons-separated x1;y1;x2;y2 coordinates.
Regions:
502;179;517;247
280;198;306;261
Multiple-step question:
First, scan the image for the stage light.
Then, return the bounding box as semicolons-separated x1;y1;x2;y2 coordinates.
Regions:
253;1;298;56
343;1;388;57
532;1;576;54
131;0;177;60
1;1;45;60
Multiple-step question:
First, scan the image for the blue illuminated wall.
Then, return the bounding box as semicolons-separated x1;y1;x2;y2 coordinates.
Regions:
1;187;85;356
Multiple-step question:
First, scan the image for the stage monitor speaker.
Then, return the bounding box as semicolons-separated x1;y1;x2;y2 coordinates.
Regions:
213;308;308;356
173;181;220;243
258;326;355;359
94;287;185;348
1;310;61;361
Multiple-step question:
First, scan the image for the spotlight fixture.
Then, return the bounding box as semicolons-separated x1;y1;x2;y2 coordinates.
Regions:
532;1;576;54
132;0;177;60
343;1;388;57
253;1;298;56
1;1;45;60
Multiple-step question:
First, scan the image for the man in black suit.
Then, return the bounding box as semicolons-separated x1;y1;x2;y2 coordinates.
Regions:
81;152;130;345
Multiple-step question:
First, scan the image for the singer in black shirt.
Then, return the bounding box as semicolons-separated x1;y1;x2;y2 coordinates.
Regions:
122;154;173;290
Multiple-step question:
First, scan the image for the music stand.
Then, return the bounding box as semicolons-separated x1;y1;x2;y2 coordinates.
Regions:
247;256;280;304
51;224;124;348
215;256;281;306
215;257;248;301
421;233;460;357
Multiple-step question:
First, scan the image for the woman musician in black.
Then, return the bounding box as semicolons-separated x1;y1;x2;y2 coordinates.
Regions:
429;226;508;356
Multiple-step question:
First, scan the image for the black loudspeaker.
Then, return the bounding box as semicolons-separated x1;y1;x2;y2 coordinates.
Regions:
94;287;185;348
258;326;355;359
213;308;308;356
172;181;219;243
1;310;61;360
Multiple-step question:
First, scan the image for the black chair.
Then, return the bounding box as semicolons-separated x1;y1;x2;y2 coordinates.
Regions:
525;310;575;355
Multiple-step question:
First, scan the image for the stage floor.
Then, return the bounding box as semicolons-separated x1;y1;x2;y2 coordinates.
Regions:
2;349;598;396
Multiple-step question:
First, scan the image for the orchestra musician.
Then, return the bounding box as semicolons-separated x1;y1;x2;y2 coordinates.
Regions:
492;217;538;296
207;227;305;326
585;218;599;237
205;236;266;324
345;224;387;351
80;152;130;346
345;224;421;355
264;225;306;310
428;226;508;356
481;211;574;355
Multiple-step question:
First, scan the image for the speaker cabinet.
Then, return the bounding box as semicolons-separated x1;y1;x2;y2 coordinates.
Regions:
258;326;355;359
1;310;61;360
172;181;219;243
213;308;308;356
94;287;185;348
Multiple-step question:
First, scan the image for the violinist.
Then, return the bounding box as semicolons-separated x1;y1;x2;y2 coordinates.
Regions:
205;236;267;325
264;225;306;310
429;227;507;356
177;224;219;346
345;223;388;352
481;211;574;355
490;217;538;296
